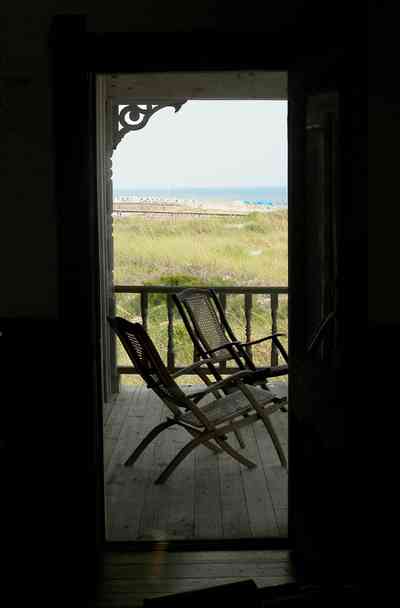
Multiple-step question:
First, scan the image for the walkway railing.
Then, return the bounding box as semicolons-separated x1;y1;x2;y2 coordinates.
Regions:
113;285;288;381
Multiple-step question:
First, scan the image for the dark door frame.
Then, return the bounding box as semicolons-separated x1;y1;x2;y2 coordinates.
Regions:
51;14;351;583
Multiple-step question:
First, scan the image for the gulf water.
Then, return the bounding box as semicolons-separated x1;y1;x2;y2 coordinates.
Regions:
114;186;287;207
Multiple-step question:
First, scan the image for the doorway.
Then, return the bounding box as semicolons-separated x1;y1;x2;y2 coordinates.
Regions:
51;19;347;581
97;72;289;544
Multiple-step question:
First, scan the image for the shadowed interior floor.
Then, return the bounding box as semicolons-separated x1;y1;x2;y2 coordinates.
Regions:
95;549;296;607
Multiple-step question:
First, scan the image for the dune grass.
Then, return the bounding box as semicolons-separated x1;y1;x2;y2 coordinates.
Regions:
113;210;288;383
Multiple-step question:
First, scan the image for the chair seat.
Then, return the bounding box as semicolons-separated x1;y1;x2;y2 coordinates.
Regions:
264;380;288;401
250;365;288;381
181;384;284;427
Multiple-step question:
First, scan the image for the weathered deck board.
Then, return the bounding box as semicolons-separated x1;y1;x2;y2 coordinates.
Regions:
104;385;288;542
162;423;196;539
106;389;161;540
254;413;289;538
103;549;291;565
194;444;223;538
99;575;293;594
239;424;279;537
103;390;131;471
136;411;173;541
97;579;296;608
219;443;252;538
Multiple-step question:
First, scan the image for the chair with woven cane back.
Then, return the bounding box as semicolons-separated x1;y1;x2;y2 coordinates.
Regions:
108;316;288;485
173;287;288;414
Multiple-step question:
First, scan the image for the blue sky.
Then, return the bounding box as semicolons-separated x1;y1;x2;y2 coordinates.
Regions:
112;100;287;189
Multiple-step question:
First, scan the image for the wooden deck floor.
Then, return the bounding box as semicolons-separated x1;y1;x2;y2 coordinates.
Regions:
103;384;288;542
95;549;295;607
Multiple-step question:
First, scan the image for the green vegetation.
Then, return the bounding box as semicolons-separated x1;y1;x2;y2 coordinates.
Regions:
114;210;287;286
113;210;288;384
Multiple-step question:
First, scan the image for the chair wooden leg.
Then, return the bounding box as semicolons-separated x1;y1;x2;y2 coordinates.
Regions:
260;414;287;468
155;434;206;484
155;429;257;485
215;437;256;469
185;427;223;454
124;419;176;467
234;429;246;449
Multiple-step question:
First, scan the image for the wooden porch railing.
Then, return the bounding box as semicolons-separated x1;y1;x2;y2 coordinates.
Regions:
113;285;288;381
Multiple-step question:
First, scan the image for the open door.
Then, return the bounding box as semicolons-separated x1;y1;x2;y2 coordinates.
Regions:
288;59;346;576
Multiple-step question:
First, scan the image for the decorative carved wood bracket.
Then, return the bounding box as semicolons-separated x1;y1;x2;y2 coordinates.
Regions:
112;101;187;149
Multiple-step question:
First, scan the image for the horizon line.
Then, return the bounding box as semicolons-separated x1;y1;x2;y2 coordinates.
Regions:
114;184;287;190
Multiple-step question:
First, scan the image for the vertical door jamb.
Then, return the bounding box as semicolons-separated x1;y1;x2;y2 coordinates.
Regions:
287;69;306;545
96;75;118;404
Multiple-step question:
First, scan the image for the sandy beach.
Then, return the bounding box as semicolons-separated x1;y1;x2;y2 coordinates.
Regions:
112;196;283;217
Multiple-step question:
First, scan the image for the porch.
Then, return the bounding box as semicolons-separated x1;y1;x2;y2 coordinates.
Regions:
104;383;288;542
104;284;289;542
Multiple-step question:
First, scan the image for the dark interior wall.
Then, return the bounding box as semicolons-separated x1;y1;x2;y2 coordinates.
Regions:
1;2;367;600
0;2;218;319
0;2;363;320
368;94;399;325
1;10;57;317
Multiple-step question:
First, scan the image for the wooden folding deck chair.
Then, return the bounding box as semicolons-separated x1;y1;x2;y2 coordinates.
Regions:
108;317;287;484
173;288;289;388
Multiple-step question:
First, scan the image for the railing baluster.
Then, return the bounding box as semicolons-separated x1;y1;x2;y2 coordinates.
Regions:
245;293;253;361
218;292;227;372
140;291;148;332
114;285;288;378
193;346;200;364
167;295;175;370
271;293;279;366
219;291;227;311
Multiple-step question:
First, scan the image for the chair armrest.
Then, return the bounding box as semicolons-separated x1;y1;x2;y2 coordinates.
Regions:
241;333;288;364
240;332;286;347
204;335;288;365
170;356;224;378
187;370;256;399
